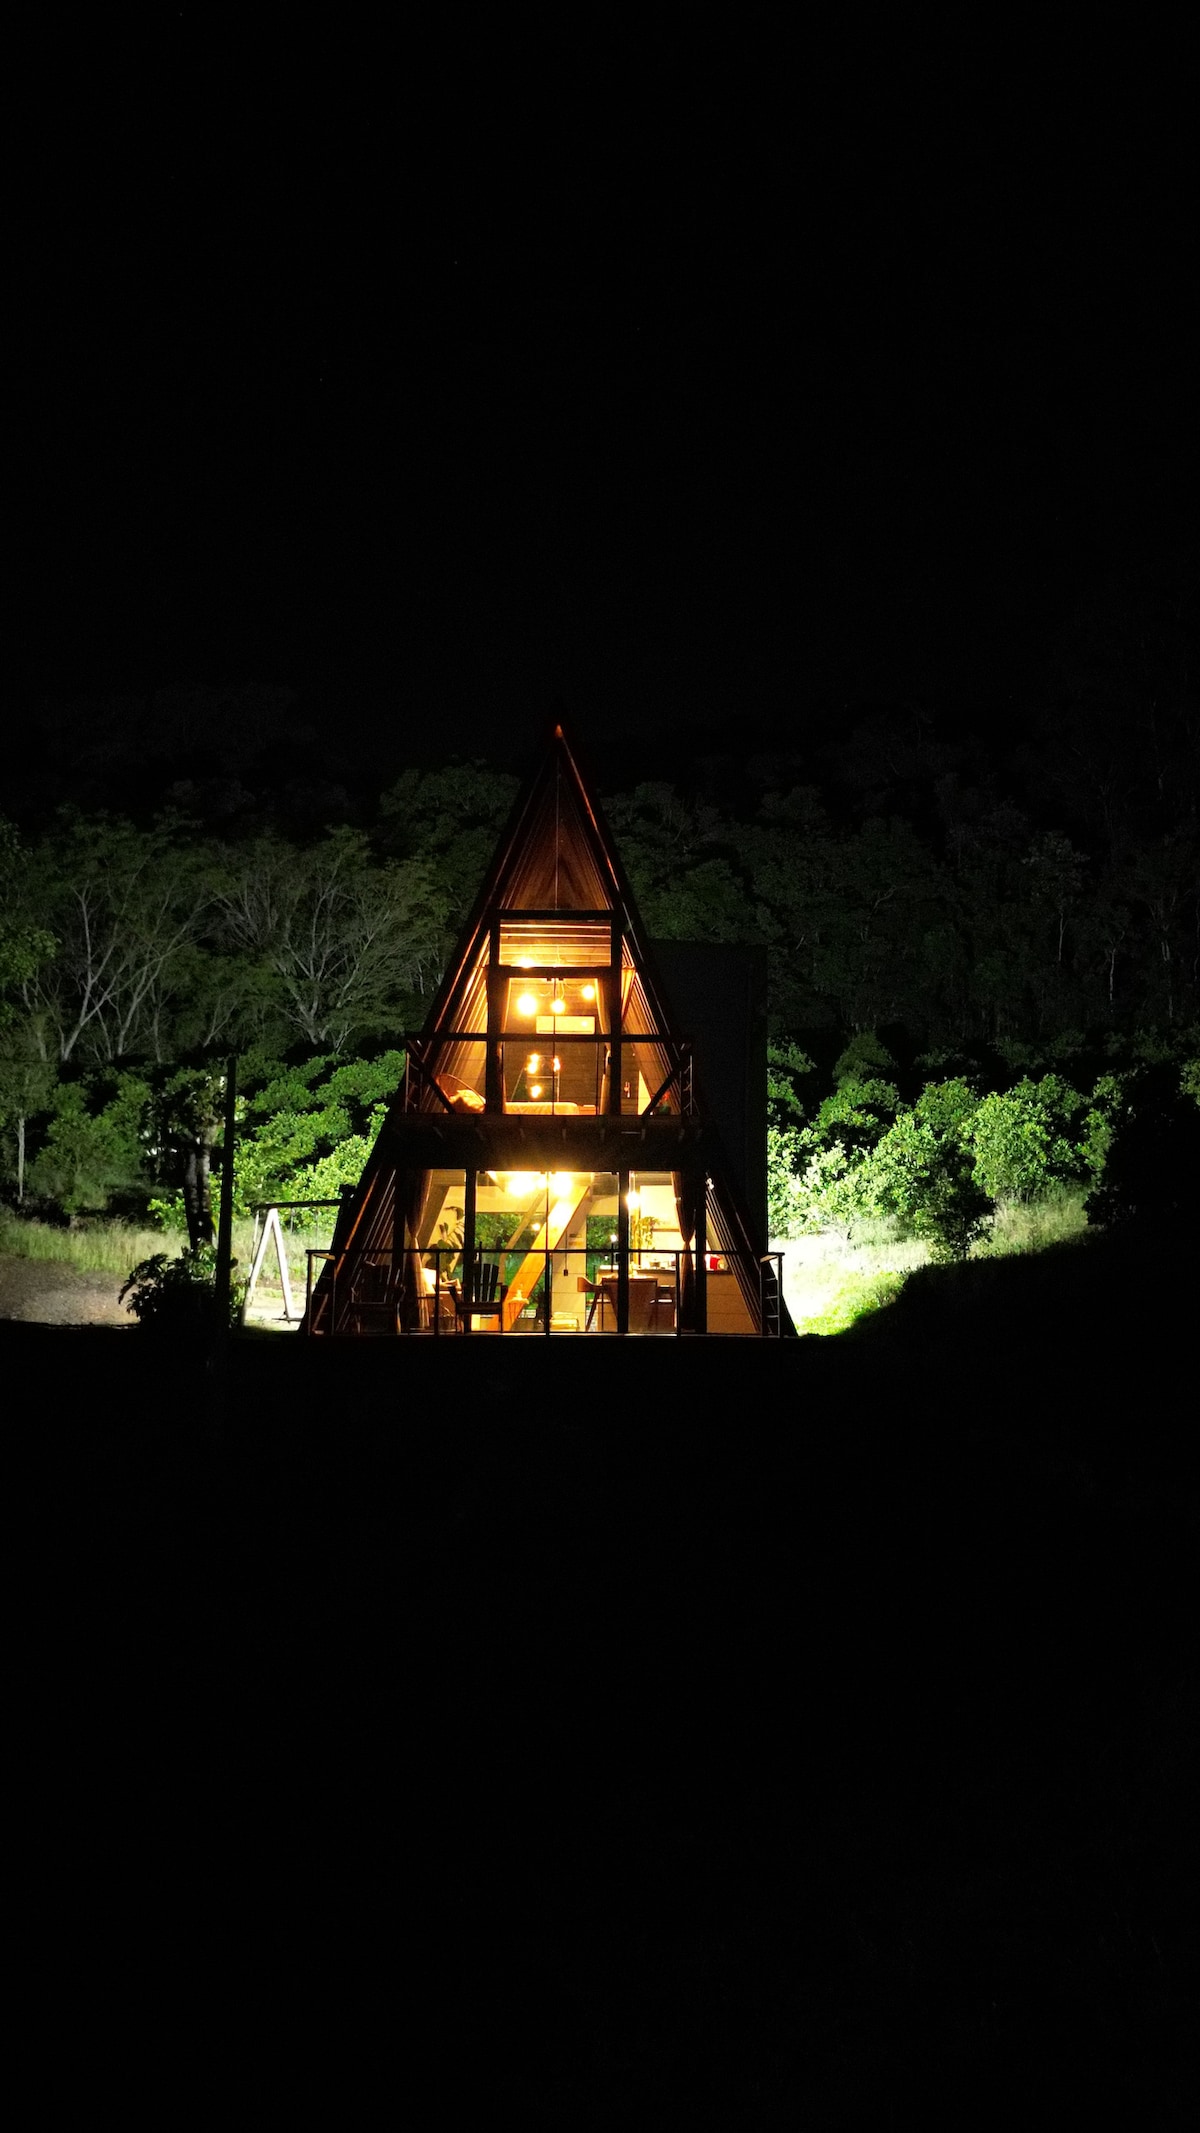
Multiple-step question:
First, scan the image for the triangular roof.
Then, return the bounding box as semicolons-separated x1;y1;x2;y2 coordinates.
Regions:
306;718;790;1336
415;718;680;1091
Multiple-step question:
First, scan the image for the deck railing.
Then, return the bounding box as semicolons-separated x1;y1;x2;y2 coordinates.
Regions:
304;1245;785;1337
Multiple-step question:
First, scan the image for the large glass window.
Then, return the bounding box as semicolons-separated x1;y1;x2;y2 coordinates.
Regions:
494;912;614;1115
466;1168;685;1333
474;1168;606;1330
497;917;611;967
502;1005;603;1111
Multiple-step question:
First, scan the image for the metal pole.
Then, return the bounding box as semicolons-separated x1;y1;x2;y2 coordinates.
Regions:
207;1055;238;1409
616;1168;630;1333
213;1054;237;1333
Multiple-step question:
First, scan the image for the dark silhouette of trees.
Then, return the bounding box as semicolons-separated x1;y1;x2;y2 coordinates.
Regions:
209;827;446;1048
13;816;209;1064
1;652;1197;1231
1085;1063;1200;1236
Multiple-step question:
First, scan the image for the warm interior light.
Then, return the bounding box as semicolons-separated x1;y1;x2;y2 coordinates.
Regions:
550;998;567;1015
582;983;596;1000
516;957;534;969
507;1173;539;1196
529;1083;543;1099
549;1174;572;1197
526;1053;541;1072
626;1190;642;1208
551;1056;561;1072
516;992;538;1016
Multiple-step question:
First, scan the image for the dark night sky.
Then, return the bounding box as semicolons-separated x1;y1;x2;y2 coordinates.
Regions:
11;17;1196;794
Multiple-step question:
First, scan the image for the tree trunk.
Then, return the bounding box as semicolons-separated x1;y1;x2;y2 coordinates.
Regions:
182;1143;215;1249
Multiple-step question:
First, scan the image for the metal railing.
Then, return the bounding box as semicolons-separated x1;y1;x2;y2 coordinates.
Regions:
305;1245;785;1337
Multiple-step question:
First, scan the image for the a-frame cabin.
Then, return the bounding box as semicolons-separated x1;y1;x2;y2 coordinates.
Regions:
304;722;792;1339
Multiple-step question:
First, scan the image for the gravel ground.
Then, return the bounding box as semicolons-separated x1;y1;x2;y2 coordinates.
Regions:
0;1253;301;1329
0;1253;134;1326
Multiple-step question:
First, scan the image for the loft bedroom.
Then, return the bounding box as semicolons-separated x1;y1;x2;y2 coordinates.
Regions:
405;907;688;1122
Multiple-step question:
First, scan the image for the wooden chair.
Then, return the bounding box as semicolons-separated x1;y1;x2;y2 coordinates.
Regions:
651;1279;677;1332
350;1258;400;1334
423;1281;457;1333
350;1298;401;1335
451;1255;507;1330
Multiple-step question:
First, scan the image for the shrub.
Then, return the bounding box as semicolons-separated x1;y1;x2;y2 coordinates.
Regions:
858;1081;992;1260
767;1042;815;1126
229;1049;402;1215
25;1073;151;1214
968;1075;1089;1204
831;1031;896;1085
119;1245;243;1335
767;1125;808;1237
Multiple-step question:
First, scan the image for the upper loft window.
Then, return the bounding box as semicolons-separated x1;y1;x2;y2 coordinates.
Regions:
492;909;615;1114
496;913;614;969
425;909;681;1119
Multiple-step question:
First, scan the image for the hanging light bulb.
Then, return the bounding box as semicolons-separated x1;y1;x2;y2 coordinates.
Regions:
549;1173;572;1197
582;982;596;1001
529;1082;543;1099
550;993;566;1015
526;1053;542;1072
516;992;538;1016
551;1056;561;1072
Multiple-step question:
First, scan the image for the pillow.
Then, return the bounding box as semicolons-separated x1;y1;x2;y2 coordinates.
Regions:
449;1087;486;1112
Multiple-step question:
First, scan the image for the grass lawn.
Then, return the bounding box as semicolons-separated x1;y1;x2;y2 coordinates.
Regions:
776;1191;1089;1334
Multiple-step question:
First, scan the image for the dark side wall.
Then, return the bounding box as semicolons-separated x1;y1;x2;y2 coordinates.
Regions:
649;942;768;1243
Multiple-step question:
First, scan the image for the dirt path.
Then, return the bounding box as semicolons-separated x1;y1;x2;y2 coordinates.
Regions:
0;1253;133;1327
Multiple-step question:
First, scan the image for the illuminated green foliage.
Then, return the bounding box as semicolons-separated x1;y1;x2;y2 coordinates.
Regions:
25;1071;152;1215
771;1074;992;1259
812;1076;902;1154
855;1086;992;1261
968;1076;1089;1203
120;1244;244;1334
5;688;1199;1248
766;1041;815;1124
229;1049;404;1215
831;1031;897;1085
145;1049;404;1229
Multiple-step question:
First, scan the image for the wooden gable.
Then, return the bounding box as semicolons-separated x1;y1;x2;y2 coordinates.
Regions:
304;721;791;1338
